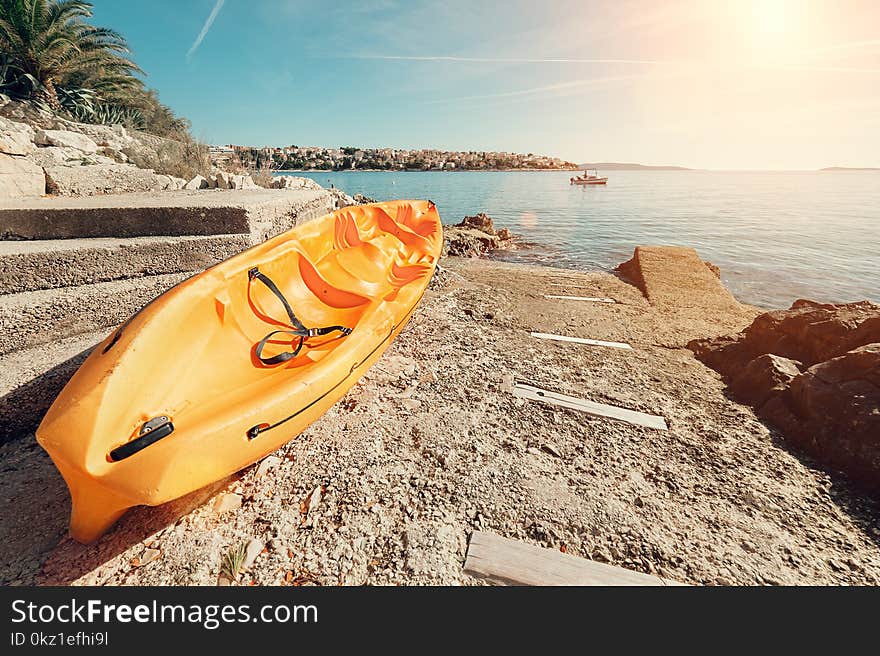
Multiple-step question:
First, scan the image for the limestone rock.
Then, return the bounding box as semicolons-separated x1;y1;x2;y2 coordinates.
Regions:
271;175;322;191
443;226;516;258
214;171;230;189
328;187;356;208
0;117;35;156
132;548;161;567
690;300;880;375
255;455;281;479
784;344;880;490
728;353;802;408
212;492;243;515
456;212;496;235
690;299;880;492
184;174;209;190
442;212;517;258
35;128;99;154
0;153;44;197
43;164;183;196
230;173;258;189
242;538;264;570
27;146;109;168
444;227;500;257
156;175;186;191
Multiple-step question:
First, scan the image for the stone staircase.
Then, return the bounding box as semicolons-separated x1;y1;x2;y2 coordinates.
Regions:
0;188;333;443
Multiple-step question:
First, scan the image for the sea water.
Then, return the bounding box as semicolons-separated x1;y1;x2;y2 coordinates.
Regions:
283;169;879;308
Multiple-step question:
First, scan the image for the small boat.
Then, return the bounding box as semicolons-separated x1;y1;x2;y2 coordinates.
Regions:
37;200;443;543
570;169;608;185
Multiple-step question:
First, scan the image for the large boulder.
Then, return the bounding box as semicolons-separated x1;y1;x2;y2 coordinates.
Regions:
0;116;36;156
271;175;323;191
690;300;880;376
155;174;186;191
74;123;135;152
230;173;258;189
26;146;115;168
456;212;496;234
783;344;880;490
689;300;880;492
184;174;209;190
444;227;502;257
44;164;184;196
328;187;356;208
0;153;45;197
214;171;231;189
443;213;516;258
34;128;99;154
728;353;802;408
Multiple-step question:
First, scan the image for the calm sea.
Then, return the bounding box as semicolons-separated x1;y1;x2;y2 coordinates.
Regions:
283;170;880;308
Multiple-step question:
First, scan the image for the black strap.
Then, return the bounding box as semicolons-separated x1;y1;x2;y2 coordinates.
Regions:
248;267;352;366
249;267;307;332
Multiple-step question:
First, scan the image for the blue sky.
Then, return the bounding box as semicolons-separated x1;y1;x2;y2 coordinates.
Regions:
90;0;880;169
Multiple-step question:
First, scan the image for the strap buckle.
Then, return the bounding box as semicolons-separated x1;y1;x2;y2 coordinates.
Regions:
247;266;260;281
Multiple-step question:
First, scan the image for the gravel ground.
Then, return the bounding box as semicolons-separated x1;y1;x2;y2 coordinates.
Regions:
2;257;879;586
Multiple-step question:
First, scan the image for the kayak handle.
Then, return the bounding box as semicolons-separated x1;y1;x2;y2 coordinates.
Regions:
109;417;174;462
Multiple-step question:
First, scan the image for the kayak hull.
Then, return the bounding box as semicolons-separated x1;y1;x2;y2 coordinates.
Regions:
36;200;443;543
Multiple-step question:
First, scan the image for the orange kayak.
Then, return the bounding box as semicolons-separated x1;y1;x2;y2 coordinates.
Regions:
36;200;443;543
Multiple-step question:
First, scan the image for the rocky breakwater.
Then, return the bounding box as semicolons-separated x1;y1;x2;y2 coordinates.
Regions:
443;212;516;257
689;300;880;491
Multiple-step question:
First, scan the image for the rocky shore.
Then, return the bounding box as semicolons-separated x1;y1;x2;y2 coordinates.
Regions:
2;106;878;585
690;300;880;492
443;213;517;257
2;245;879;586
0;97;368;209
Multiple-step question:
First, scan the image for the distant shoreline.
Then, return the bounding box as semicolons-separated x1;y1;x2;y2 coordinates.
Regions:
819;167;880;172
275;168;580;173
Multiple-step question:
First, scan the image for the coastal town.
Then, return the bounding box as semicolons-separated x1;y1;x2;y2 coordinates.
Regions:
209;144;579;172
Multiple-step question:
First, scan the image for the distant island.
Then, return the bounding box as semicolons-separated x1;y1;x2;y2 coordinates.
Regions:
578;162;692;171
819;167;880;172
211;145;578;172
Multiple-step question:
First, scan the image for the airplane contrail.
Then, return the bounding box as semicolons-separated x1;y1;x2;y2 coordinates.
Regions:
187;0;226;60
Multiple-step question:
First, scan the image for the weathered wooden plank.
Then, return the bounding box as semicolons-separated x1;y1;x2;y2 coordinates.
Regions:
513;382;668;430
464;531;681;586
530;332;632;350
544;293;616;303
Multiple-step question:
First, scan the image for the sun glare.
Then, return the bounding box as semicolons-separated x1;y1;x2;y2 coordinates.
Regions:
748;0;802;65
755;0;789;37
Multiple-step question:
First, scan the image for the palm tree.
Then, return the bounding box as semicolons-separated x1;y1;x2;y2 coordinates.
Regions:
0;0;142;111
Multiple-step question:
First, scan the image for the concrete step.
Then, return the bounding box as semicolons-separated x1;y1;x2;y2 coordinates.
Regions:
0;188;333;241
616;246;743;313
0;330;104;444
0;271;194;356
0;233;250;294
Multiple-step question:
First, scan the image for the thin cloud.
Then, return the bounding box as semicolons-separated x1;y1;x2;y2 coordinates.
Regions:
804;39;880;55
187;0;225;60
352;54;672;65
781;65;880;74
423;74;649;105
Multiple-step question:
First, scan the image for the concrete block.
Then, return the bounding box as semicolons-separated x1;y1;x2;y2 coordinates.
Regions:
0;233;251;294
0;188;333;241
